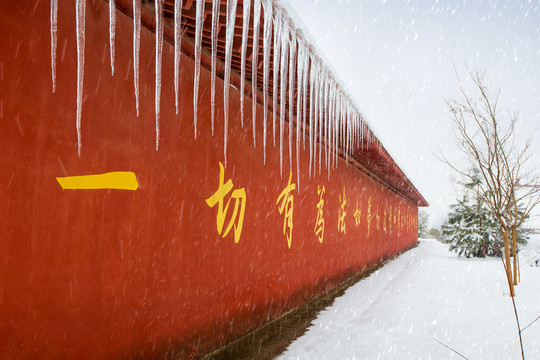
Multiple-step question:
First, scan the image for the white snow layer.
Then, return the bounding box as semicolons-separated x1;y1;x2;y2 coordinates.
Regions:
278;238;540;360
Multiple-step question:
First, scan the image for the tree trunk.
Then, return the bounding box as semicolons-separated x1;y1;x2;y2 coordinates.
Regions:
512;226;518;286
501;228;515;297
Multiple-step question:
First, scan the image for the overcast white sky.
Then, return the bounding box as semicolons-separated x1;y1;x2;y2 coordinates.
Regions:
286;0;540;227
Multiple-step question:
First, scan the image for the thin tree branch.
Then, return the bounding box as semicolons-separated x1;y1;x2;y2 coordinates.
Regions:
433;337;470;360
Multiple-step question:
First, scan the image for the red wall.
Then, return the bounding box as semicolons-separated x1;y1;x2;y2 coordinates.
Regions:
0;1;418;358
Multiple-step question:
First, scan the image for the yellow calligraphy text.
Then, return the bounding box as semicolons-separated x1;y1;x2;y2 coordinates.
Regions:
376;207;380;231
367;197;372;237
383;208;387;231
314;185;325;243
354;199;362;226
277;172;296;249
205;162;246;243
338;187;346;234
56;171;139;190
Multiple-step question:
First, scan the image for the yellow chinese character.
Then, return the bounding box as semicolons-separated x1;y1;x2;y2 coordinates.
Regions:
388;205;392;231
354;199;361;226
205;162;246;243
314;185;325;243
367;197;372;237
383;208;387;231
338;187;346;234
277;172;296;249
376;206;380;231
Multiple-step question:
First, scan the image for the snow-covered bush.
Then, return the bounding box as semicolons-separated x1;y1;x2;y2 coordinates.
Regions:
442;196;528;258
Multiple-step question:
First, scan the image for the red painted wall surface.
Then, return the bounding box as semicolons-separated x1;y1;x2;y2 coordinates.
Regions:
0;1;419;358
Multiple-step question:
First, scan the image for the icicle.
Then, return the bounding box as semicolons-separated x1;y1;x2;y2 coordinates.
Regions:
262;0;272;163
133;0;141;116
155;0;163;151
318;68;324;175
76;0;86;156
360;115;364;150
352;112;357;160
193;0;204;139
341;97;346;161
223;0;238;167
313;60;321;175
334;87;338;169
323;74;329;171
50;0;58;92
109;0;116;75
240;0;251;128
288;27;296;174
326;79;331;176
354;113;359;153
352;112;356;152
334;89;340;169
327;82;334;177
296;41;304;188
279;18;289;178
345;103;352;166
335;91;341;168
210;0;219;136
344;102;348;165
360;118;363;150
308;56;315;179
251;0;261;147
302;42;309;150
272;8;282;145
309;54;317;179
174;0;183;115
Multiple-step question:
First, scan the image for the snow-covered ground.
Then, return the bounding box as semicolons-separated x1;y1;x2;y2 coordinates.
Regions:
279;236;540;359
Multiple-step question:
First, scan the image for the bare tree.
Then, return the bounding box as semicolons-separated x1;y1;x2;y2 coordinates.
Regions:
442;67;540;297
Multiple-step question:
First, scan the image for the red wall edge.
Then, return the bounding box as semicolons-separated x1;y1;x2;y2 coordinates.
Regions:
0;1;418;358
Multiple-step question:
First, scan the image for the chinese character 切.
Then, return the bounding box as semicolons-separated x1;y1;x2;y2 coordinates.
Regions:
354;199;362;226
205;162;246;243
277;172;296;249
338;187;346;234
314;185;325;243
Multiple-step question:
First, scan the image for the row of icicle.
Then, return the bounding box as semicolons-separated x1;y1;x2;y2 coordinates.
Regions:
49;0;382;188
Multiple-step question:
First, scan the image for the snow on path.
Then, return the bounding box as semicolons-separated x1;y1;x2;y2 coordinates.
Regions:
279;239;540;359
